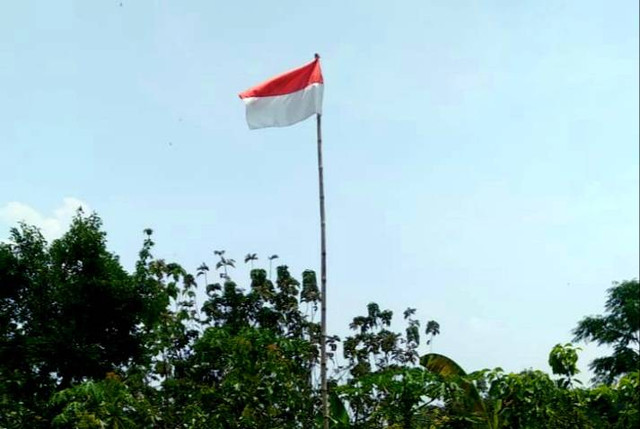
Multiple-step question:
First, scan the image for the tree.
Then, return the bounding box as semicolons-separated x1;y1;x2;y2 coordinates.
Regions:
50;372;154;429
421;353;497;428
339;304;441;428
187;326;316;428
0;212;168;427
548;343;581;388
0;223;54;426
46;212;148;386
422;349;639;429
573;279;640;384
161;264;322;428
4;212;639;427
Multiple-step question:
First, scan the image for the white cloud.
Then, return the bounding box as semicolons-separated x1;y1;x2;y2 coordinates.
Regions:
0;198;91;242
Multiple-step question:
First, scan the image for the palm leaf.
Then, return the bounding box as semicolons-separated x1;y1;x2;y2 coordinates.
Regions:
330;391;350;427
315;392;350;428
421;353;487;418
420;353;467;377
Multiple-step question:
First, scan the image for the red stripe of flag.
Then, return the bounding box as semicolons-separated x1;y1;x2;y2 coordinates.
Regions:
239;58;323;99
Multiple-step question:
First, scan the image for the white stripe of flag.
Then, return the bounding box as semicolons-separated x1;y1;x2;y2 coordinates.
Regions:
239;58;324;129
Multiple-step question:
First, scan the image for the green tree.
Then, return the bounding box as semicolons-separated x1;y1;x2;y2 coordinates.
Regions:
0;212;167;427
423;348;639;429
573;279;640;384
47;213;148;386
5;212;639;428
548;343;581;388
340;304;441;428
0;223;57;425
162;265;321;428
124;230;202;428
187;326;316;428
421;353;497;428
50;372;154;429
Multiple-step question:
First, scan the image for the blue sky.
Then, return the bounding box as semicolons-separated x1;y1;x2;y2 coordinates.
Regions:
1;1;638;380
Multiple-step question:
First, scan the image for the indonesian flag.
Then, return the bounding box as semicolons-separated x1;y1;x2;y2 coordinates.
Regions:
239;57;323;129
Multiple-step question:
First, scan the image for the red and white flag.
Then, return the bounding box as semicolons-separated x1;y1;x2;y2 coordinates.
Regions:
239;57;323;129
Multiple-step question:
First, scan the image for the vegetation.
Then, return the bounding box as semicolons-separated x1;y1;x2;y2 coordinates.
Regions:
1;211;638;428
573;279;639;385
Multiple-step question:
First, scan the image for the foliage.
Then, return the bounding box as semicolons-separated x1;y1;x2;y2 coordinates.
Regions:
338;304;441;428
186;326;315;428
50;372;154;429
137;245;322;427
573;279;640;384
548;343;581;387
0;213;165;427
421;353;489;427
1;212;639;428
422;350;640;429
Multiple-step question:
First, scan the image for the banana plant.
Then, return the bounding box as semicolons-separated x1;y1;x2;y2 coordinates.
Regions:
421;353;504;429
315;392;350;428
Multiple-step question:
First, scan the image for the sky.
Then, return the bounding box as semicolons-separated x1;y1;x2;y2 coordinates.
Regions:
1;1;638;381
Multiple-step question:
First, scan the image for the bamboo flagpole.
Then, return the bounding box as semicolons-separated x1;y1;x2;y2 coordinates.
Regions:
238;54;329;426
316;110;329;429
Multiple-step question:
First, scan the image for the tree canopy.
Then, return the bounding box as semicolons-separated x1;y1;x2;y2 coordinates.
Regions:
573;279;639;384
1;211;638;428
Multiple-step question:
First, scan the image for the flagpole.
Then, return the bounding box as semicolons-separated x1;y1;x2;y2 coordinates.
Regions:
315;102;329;428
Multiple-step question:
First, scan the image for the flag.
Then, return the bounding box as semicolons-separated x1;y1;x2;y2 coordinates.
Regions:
239;57;323;129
